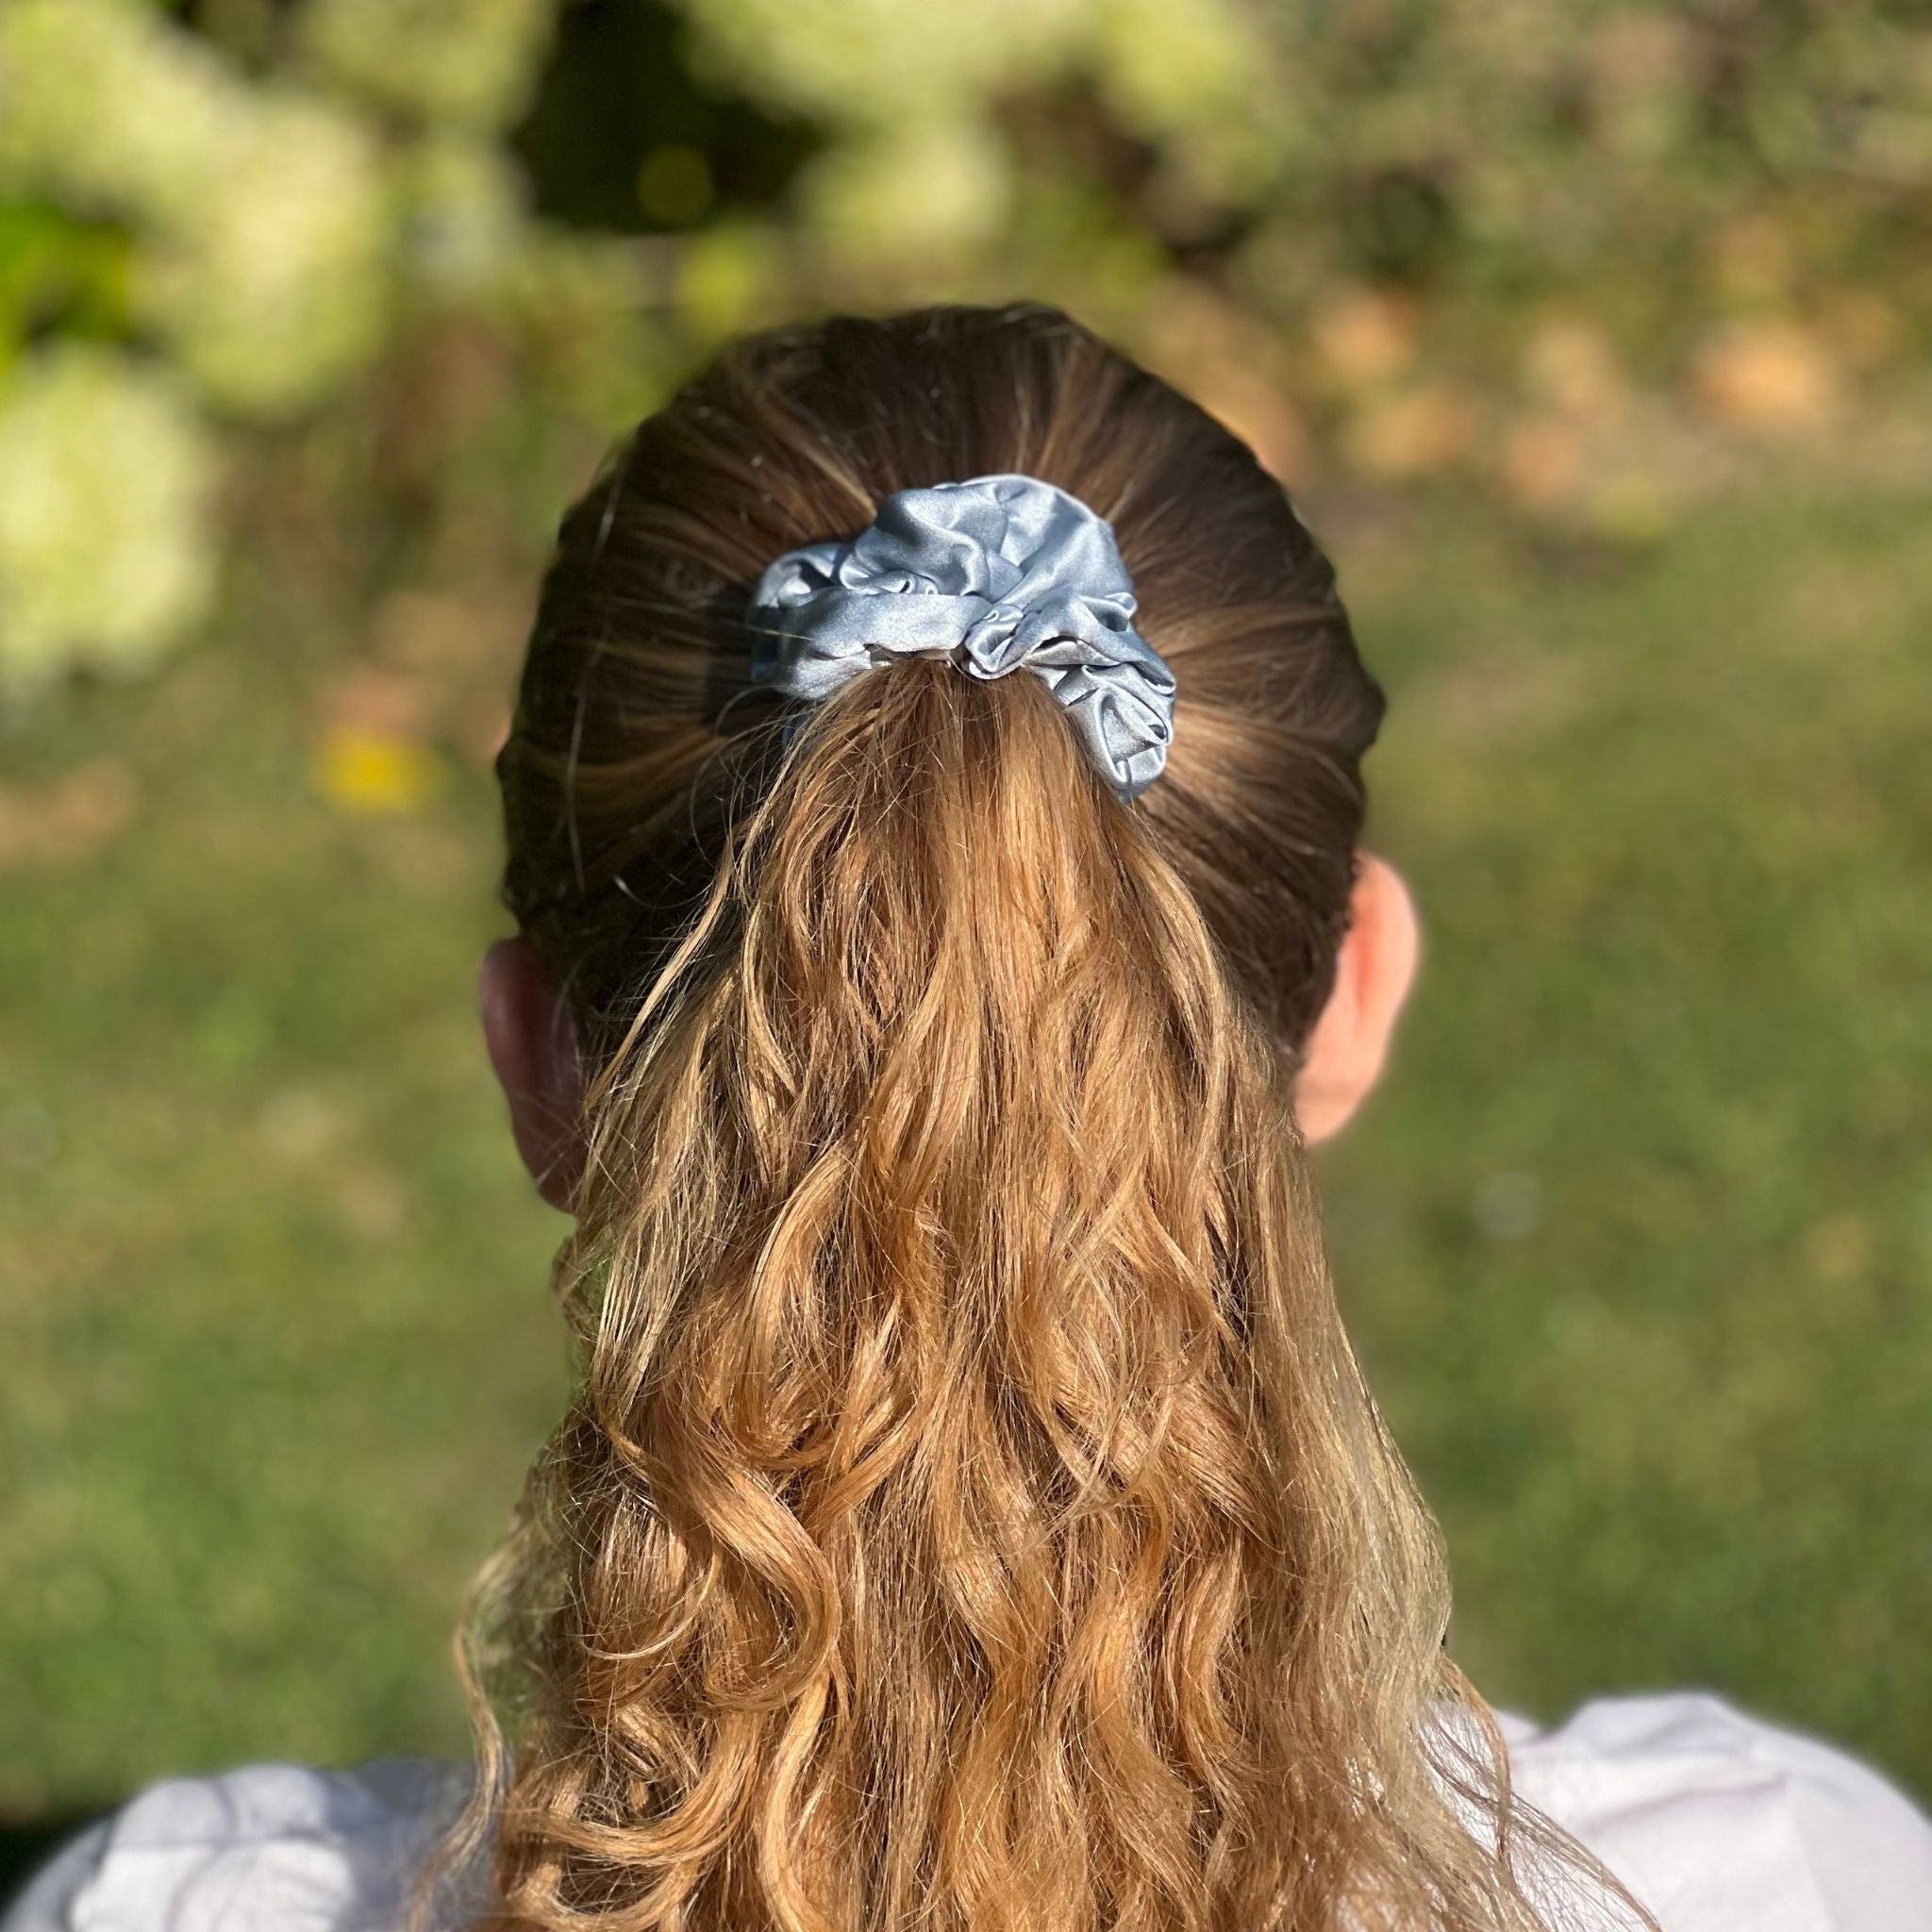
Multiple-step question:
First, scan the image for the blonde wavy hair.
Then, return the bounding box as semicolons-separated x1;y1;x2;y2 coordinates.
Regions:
413;305;1653;1932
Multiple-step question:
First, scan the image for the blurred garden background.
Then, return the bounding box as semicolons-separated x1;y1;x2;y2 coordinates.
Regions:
3;0;1931;1891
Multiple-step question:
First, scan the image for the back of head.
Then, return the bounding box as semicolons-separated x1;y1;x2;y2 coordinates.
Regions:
427;305;1642;1932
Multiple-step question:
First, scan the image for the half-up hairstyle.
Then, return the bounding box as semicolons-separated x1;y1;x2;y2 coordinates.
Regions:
414;304;1652;1932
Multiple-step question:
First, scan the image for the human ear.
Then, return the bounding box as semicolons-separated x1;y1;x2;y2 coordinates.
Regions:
478;936;587;1212
1293;853;1421;1144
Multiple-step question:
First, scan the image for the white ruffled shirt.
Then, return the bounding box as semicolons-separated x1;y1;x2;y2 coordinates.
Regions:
7;1692;1931;1931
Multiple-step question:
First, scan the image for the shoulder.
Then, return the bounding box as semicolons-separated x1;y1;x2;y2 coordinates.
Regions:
0;1757;475;1932
1493;1690;1932;1932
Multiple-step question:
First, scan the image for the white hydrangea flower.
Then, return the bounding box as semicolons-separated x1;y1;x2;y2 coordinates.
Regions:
136;94;395;419
801;117;1011;258
0;346;221;694
0;2;397;418
675;0;1092;125
0;0;246;221
297;0;558;129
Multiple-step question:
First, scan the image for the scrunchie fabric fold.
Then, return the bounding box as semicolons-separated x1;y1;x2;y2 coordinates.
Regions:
743;473;1176;801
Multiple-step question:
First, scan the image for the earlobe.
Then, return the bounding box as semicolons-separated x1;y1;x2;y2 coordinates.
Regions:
1293;853;1421;1144
479;936;587;1212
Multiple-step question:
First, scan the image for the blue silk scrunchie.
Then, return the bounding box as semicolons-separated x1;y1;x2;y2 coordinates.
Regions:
742;472;1177;802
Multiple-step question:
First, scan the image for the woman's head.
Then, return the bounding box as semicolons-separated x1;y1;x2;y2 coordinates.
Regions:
484;304;1415;1163
431;304;1641;1932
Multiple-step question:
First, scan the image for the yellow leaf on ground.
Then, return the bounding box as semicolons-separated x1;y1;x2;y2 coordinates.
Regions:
312;726;443;816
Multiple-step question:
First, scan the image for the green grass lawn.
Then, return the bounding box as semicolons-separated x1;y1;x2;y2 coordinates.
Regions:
3;472;1928;1848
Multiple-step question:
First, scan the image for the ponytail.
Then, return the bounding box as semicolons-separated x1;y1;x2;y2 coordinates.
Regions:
418;661;1641;1931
